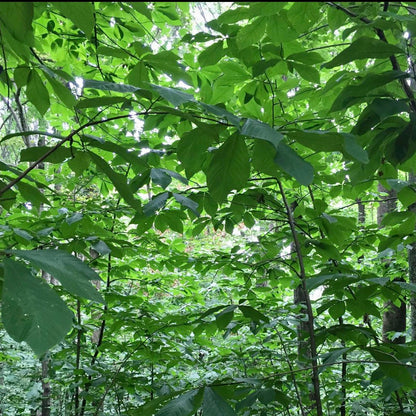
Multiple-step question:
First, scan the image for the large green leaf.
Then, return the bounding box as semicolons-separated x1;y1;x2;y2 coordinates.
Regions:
2;259;73;356
156;389;202;416
8;250;104;303
202;387;237;416
0;3;33;45
173;193;200;217
274;143;314;185
149;84;195;107
323;37;404;69
143;192;169;216
330;71;408;112
26;69;50;116
177;127;216;177
198;41;225;67
206;134;250;202
353;98;409;135
52;2;95;38
240;119;283;149
89;152;141;211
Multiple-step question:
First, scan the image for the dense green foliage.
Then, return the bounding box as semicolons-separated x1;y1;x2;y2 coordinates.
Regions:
1;2;416;415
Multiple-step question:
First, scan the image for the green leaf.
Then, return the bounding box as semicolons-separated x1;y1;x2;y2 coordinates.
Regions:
215;305;237;330
202;387;237;416
156;389;202;416
206;134;250;202
143;192;169;216
127;62;149;88
2;259;73;356
368;348;414;387
292;62;320;84
274;143;314;185
343;134;369;163
76;96;127;109
52;2;95;38
239;305;269;323
151;168;172;189
330;71;408;112
43;71;77;108
149;84;195;107
0;2;33;45
83;78;140;94
173;193;200;217
8;250;104;303
26;69;50;116
241;119;284;149
198;41;225;67
89;152;141;211
20;146;71;164
323;37;404;69
328;301;345;319
177;127;215;177
236;17;267;50
353;98;409;135
17;181;50;209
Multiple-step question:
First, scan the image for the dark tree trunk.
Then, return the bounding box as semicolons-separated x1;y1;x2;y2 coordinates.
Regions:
377;183;406;344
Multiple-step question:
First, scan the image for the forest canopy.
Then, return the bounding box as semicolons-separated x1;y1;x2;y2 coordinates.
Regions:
1;2;416;415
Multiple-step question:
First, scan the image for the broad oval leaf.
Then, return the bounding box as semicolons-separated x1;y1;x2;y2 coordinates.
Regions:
206;134;250;202
7;249;104;303
202;387;237;416
2;259;74;356
323;37;404;69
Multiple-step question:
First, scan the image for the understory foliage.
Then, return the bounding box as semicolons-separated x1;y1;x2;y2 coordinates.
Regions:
1;2;416;415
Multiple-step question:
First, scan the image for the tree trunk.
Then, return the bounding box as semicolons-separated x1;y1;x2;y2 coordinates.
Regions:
377;183;406;344
408;173;416;342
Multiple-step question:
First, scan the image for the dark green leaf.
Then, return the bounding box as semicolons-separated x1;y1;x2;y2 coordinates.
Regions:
2;259;73;356
26;69;50;116
76;96;127;109
274;143;314;185
206;134;250;201
89;152;141;211
323;37;404;69
143;192;169;216
241;119;283;149
156;389;202;416
173;193;200;217
52;2;94;38
198;41;225;66
8;250;104;303
202;387;237;416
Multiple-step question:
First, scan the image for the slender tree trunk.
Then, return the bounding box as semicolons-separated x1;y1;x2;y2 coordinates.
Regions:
377;183;406;344
408;173;416;342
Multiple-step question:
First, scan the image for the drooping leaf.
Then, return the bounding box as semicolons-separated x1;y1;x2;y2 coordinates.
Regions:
52;2;95;38
274;143;314;185
76;96;127;109
241;119;283;149
202;387;237;416
8;249;104;303
149;84;195;107
89;152;141;211
143;192;169;216
0;2;33;45
155;389;203;416
173;193;200;217
2;259;73;356
20;146;71;164
177;127;216;177
206;134;250;202
323;37;404;69
26;69;50;116
330;71;408;112
198;41;225;67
